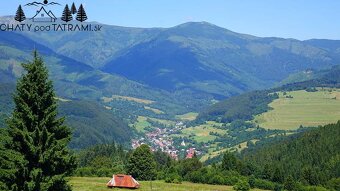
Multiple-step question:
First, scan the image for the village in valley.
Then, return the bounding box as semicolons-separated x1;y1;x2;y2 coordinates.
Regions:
132;121;201;160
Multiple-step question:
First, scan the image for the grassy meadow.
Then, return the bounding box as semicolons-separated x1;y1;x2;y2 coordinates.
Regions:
175;112;199;121
102;95;155;104
254;89;340;130
174;121;225;143
132;116;152;133
70;177;266;191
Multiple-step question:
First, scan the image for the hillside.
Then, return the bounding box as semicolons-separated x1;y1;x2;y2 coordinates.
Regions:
242;121;340;186
5;18;339;98
0;31;213;114
197;65;340;126
254;89;340;130
0;82;133;149
102;22;339;97
59;100;133;149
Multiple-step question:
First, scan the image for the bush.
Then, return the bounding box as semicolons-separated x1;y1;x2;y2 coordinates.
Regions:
248;175;255;188
326;178;340;191
254;179;276;190
274;184;284;191
164;173;182;184
173;179;182;184
233;180;250;191
208;175;225;185
75;167;95;177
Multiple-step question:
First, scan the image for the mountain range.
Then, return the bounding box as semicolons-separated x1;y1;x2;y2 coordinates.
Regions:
1;16;340;147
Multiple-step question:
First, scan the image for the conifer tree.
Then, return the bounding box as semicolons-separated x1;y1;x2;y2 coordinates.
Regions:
221;151;237;171
15;5;26;22
61;4;72;22
76;4;88;22
71;3;77;15
127;144;156;181
3;51;76;191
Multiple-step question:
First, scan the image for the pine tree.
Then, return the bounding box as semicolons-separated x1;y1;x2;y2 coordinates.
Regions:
127;144;156;181
76;4;88;22
0;130;24;191
284;175;296;191
15;5;26;22
221;151;237;171
4;51;76;191
71;3;77;15
61;4;72;22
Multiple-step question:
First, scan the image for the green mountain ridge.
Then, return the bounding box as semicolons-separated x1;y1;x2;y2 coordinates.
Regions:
102;22;339;97
3;17;338;98
197;65;340;123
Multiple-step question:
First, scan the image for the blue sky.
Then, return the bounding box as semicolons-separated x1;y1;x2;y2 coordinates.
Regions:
1;0;340;40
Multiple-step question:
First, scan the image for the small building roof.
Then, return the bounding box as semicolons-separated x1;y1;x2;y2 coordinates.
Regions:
107;174;140;189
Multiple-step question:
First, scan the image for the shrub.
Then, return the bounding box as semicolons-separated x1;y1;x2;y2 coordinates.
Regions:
254;179;276;190
248;175;256;188
326;178;340;191
233;180;250;191
164;173;182;184
208;175;225;185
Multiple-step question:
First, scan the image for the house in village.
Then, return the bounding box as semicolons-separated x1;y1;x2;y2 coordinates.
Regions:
186;148;196;159
31;7;57;22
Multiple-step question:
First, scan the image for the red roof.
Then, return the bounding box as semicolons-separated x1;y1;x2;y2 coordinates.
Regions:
186;148;195;159
107;174;140;189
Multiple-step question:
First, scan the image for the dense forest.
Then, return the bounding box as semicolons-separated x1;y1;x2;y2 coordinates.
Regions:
197;90;278;123
242;121;340;188
59;100;133;149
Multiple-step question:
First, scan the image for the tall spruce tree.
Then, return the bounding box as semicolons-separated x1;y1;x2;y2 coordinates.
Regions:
61;5;72;22
127;144;156;181
4;51;76;191
71;3;77;15
76;4;88;22
15;5;26;22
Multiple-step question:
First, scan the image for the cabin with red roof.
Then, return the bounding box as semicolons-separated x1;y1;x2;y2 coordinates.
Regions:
107;174;140;189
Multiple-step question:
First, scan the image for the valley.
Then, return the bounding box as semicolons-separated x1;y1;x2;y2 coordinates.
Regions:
0;16;339;191
1;1;340;190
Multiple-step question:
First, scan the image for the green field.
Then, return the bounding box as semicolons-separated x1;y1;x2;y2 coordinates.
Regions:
70;177;266;191
175;112;199;121
102;95;155;104
132;116;152;133
254;89;340;130
175;121;226;142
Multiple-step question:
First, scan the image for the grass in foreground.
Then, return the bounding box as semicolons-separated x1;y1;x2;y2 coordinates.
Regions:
254;89;340;130
70;177;266;191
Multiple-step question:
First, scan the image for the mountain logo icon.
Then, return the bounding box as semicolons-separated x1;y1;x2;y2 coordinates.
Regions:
14;1;88;23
